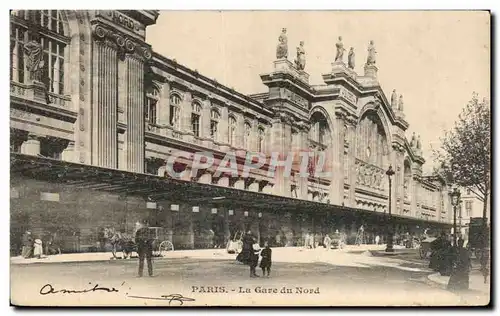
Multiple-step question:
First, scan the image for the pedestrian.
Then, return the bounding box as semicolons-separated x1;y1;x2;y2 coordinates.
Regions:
135;220;153;277
323;234;331;250
447;238;472;291
33;238;43;259
260;241;272;277
375;235;380;245
21;230;33;259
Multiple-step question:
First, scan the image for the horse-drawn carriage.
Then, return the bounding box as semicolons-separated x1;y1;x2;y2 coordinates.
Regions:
105;226;174;259
330;232;346;249
417;236;436;259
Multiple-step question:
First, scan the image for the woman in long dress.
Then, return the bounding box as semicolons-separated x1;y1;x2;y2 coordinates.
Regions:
447;239;472;291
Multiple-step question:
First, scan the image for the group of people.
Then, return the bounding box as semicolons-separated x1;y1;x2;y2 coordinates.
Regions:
20;230;60;259
237;231;272;278
429;231;473;291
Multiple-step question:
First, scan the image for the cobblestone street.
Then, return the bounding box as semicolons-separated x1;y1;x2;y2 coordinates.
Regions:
10;247;490;307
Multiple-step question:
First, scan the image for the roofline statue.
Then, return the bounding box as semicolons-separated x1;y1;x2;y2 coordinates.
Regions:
276;28;288;59
294;41;306;71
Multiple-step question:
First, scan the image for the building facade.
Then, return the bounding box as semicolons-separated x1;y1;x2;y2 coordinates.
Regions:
458;188;490;241
10;10;453;253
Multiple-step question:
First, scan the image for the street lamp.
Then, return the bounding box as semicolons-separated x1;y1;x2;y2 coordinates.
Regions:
450;187;461;246
385;165;395;252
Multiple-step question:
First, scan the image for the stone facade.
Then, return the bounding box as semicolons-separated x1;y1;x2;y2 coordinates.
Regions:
10;10;452;253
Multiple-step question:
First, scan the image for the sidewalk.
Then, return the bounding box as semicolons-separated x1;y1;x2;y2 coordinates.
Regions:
427;271;490;295
10;244;389;265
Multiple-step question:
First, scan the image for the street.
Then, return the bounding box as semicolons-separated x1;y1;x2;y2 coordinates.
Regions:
10;248;490;307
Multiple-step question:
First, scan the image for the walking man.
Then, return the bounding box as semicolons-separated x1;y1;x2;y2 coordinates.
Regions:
135;220;153;277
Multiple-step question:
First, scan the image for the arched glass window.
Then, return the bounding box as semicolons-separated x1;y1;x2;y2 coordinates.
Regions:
228;115;236;146
191;101;202;137
145;87;159;124
243;122;252;150
257;127;265;153
10;10;69;95
210;108;220;140
169;93;181;129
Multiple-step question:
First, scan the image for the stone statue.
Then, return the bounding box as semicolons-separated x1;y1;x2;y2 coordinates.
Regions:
399;94;404;111
416;135;422;149
294;41;306;71
410;132;416;147
391;90;398;108
347;47;355;69
24;39;45;82
276;28;288;59
366;40;377;65
335;36;346;62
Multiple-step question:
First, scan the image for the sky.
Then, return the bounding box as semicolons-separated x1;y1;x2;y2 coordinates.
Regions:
146;11;490;172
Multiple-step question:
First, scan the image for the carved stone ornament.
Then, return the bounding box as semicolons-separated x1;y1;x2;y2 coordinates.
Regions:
92;23;151;60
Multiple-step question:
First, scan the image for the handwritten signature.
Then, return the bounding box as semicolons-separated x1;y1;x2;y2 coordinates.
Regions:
127;294;196;306
40;283;119;295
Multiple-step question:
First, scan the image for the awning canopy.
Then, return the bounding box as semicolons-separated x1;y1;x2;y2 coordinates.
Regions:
10;153;450;227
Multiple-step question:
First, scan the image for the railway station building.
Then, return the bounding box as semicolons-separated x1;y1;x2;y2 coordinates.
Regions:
10;10;452;254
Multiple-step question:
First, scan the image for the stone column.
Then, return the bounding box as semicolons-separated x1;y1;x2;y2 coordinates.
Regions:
220;106;229;145
91;25;118;169
21;134;41;156
329;113;346;205
347;124;357;207
158;80;171;125
270;116;292;197
395;149;405;215
202;99;211;139
298;127;310;200
411;176;418;218
235;113;245;149
181;90;193;133
125;53;146;173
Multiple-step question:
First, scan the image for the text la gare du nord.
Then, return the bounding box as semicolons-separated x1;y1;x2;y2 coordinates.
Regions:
191;286;321;294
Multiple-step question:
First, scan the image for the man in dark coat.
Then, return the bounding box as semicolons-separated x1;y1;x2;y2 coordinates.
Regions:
241;230;259;277
135;221;153;277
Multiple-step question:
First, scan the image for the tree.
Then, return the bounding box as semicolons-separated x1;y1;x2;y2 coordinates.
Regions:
433;92;491;227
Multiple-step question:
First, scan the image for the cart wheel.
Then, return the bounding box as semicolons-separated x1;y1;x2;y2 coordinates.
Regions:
159;241;174;257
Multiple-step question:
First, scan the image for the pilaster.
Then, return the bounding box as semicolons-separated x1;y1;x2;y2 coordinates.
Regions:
158;80;171;125
329;111;346;205
91;24;118;169
346;124;357;207
220;105;229;145
270;114;292;197
125;53;146;173
181;90;193;133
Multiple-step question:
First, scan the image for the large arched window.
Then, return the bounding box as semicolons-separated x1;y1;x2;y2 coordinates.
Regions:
228;115;236;146
356;112;389;167
145;87;159;124
191;101;202;137
257;127;265;153
210;108;220;140
169;93;181;129
243;121;252;150
10;10;69;95
309;111;330;146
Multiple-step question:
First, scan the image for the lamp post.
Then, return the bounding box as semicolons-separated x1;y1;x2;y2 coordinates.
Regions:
450;187;461;246
385;165;395;252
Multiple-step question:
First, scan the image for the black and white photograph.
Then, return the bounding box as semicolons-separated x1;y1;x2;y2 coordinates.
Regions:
7;8;491;307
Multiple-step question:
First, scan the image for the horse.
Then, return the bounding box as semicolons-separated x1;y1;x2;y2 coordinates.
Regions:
103;227;135;259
